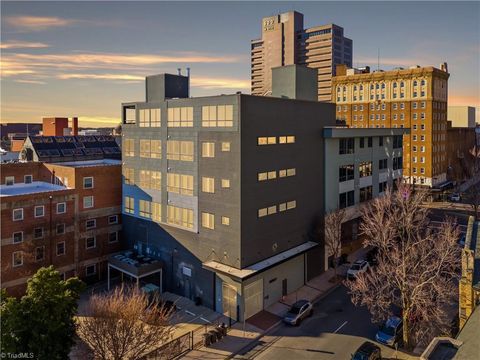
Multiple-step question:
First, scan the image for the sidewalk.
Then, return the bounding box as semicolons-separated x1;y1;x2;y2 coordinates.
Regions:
184;246;370;359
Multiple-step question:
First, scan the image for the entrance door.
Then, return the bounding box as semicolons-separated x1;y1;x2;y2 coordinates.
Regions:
222;283;237;321
244;279;263;319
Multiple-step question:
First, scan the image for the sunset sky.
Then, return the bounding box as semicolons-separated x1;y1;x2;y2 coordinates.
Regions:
1;1;479;127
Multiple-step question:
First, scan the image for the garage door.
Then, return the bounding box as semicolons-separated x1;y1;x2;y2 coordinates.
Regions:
244;279;263;319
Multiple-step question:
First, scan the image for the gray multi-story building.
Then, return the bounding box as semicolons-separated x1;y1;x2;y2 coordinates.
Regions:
120;73;335;320
323;127;407;265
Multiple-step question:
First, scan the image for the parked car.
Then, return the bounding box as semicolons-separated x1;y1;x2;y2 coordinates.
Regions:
347;260;369;280
375;316;403;347
448;193;461;202
352;341;382;360
283;299;313;326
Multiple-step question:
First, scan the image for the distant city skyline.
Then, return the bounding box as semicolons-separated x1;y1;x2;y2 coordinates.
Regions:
1;1;479;127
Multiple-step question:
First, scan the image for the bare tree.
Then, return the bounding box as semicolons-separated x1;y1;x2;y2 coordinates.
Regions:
345;184;460;349
325;208;347;281
76;285;174;360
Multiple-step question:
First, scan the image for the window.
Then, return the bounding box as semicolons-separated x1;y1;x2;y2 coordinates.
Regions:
83;196;94;208
124;196;134;214
420;157;425;163
167;205;194;229
86;264;97;276
413;102;418;109
400;103;405;109
412;135;417;141
151;171;161;190
167;140;194;161
221;179;230;188
420;146;425;153
56;223;65;235
35;246;45;261
124;139;135;157
5;176;14;185
393;156;403;170
279;135;295;144
167;173;194;195
168;107;193;127
13;252;23;267
140;139;151;158
393;135;403;149
152;202;161;222
367;137;372;147
56;202;66;214
393;103;398;110
108;215;118;224
83;176;94;189
420;168;425;174
413;145;417;152
258;205;277;218
221;216;230;226
379;158;388;170
33;227;43;239
13;231;23;244
57;242;65;256
13;208;23;221
360;186;373;202
359;162;372;177
421;113;425;119
86;236;96;249
339;190;355;209
339;164;354;182
123;168;135;185
202;212;215;230
139;108;161;127
139;170;151;189
202;177;215;193
139;200;151;218
34;205;45;218
257;136;277;145
139;108;150;127
413;124;418;130
221;142;231;152
421;124;425;130
421;101;426;109
379;181;388;193
24;175;33;184
202;142;215;158
379;137;384;146
86;219;96;230
108;232;118;243
421;135;425;141
202;105;233;127
360;137;365;148
339;138;354;154
150;109;161;127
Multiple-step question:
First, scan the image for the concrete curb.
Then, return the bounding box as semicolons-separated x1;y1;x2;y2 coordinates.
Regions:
226;282;342;359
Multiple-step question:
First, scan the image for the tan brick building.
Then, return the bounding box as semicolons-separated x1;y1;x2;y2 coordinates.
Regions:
332;64;450;187
1;160;123;296
251;11;352;101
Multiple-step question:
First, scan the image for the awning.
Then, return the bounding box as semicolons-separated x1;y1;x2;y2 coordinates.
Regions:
202;241;318;281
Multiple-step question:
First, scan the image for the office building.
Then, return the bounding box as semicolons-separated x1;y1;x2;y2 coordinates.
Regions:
251;11;352;101
1;159;123;296
120;72;335;320
323;127;407;261
332;63;450;187
446;121;477;182
448;106;476;128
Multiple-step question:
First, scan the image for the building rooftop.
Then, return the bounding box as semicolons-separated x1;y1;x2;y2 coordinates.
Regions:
464;217;480;291
454;305;480;359
0;181;67;197
54;159;122;167
203;241;318;281
323;126;409;138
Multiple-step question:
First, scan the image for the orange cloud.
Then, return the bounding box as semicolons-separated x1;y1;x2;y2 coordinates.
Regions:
13;79;46;85
4;16;76;31
191;77;250;90
58;73;144;81
0;41;50;49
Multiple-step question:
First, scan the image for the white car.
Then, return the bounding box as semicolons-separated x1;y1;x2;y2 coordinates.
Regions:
347;260;369;280
449;193;461;202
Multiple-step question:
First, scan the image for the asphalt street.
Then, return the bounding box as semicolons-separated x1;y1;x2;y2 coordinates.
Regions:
238;286;410;360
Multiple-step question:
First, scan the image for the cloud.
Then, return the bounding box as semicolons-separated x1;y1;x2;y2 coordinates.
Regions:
13;79;46;85
0;41;50;49
4;16;77;31
78;116;121;126
191;77;250;90
58;73;144;81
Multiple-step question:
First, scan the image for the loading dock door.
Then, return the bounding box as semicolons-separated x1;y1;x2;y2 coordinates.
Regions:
244;279;264;319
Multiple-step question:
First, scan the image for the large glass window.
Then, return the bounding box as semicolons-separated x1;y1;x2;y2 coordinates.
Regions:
140;139;151;158
139;170;151;189
360;186;373;202
124;196;134;214
167;140;194;161
167;205;194;229
123;168;135;185
202;105;233;127
202;212;215;230
167;173;193;195
339;164;354;182
379;158;388;170
393;156;403;170
152;202;161;222
202;177;215;193
168;107;193;127
139;200;152;218
359;162;372;177
202;142;215;158
124;139;135;157
339;190;355;209
339;138;354;154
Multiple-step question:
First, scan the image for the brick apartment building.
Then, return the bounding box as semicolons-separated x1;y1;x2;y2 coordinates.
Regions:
1;137;123;296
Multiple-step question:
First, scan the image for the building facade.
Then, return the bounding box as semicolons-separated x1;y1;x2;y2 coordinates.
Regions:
446;121;477;183
323;127;407;262
448;106;476;128
332;64;450;187
251;11;352;101
121;73;335;320
1;160;123;296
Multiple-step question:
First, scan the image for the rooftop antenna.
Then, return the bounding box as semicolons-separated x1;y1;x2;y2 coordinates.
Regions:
177;68;182;76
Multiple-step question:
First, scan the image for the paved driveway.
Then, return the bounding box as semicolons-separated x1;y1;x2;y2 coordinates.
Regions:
238;286;416;360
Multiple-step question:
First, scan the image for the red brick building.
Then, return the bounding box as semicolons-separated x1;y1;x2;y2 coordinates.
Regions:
1;159;123;296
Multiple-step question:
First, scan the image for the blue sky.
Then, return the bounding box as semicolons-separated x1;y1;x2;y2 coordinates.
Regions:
1;1;479;127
